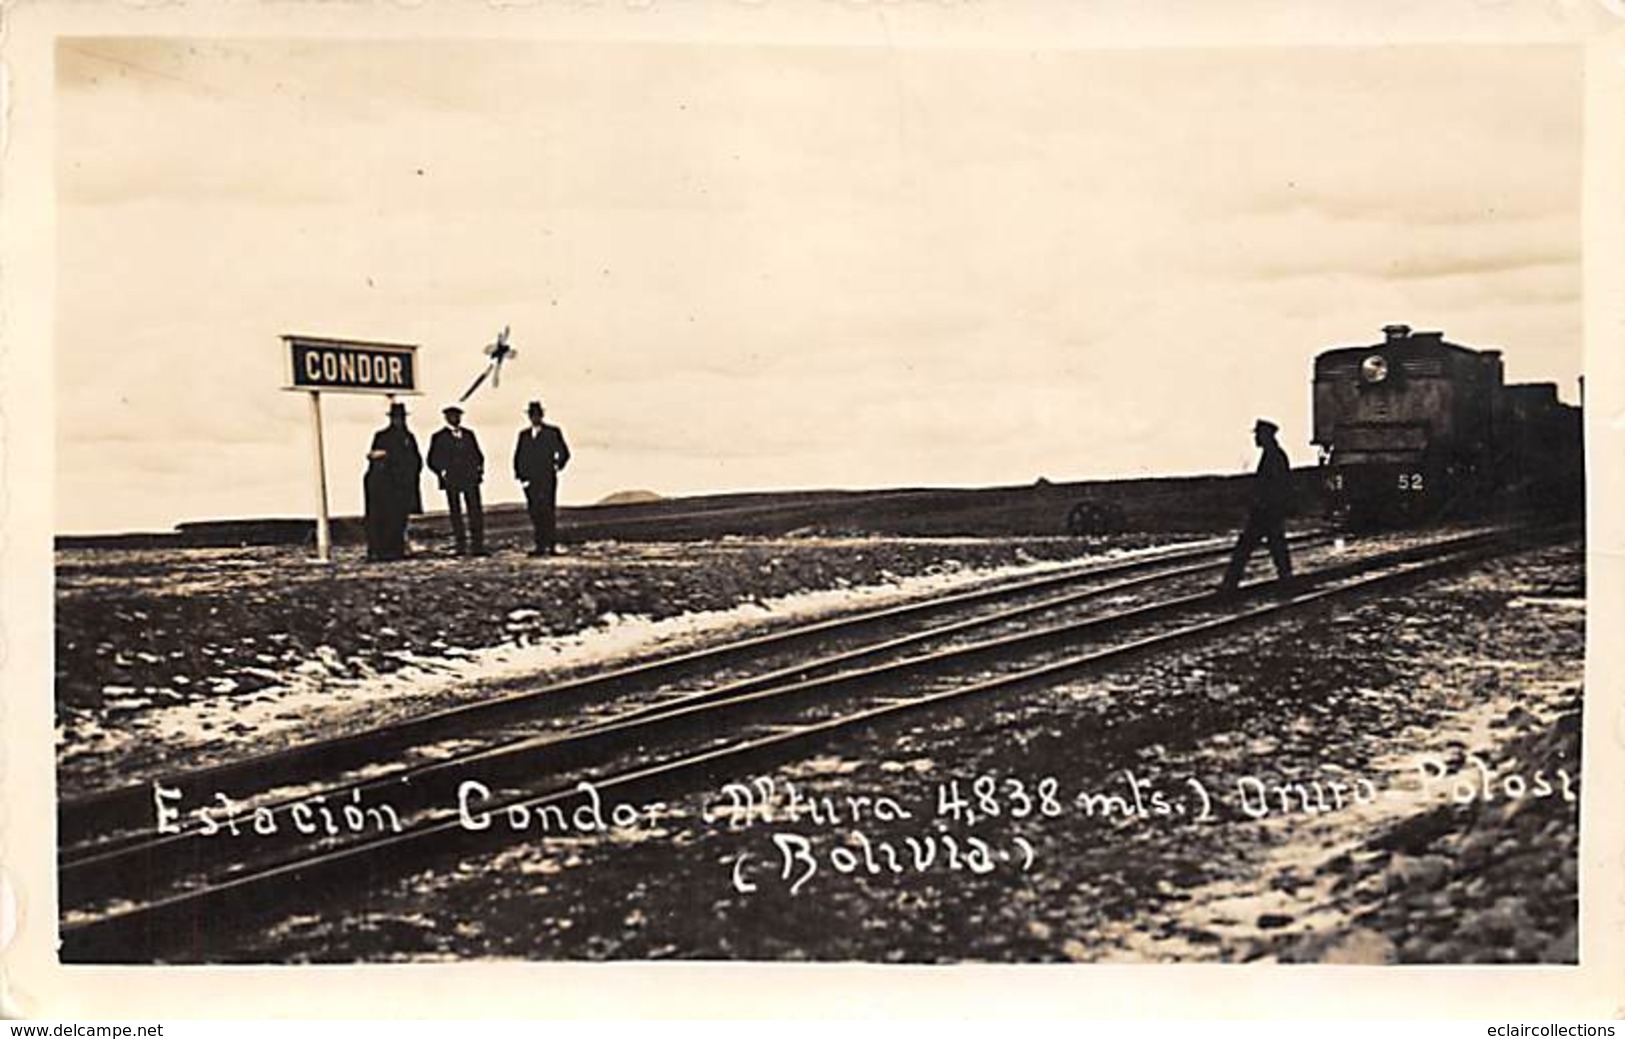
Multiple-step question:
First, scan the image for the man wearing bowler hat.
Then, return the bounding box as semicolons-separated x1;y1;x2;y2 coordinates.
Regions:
513;400;571;556
427;404;488;556
1218;418;1294;594
364;400;424;561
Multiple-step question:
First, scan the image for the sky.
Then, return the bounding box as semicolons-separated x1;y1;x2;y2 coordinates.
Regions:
54;38;1582;534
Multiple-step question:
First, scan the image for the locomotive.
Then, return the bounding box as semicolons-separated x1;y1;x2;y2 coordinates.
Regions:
1311;325;1582;526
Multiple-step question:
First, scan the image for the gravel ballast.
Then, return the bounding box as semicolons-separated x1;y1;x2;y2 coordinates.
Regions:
89;537;1585;964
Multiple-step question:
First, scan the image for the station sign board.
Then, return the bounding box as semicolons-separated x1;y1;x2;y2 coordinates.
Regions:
281;333;424;562
283;335;420;395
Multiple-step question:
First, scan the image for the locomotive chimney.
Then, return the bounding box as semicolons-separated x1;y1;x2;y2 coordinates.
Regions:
1382;324;1412;342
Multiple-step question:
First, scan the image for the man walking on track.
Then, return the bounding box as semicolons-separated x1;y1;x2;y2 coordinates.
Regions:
1218;418;1294;594
427;404;487;556
514;399;571;556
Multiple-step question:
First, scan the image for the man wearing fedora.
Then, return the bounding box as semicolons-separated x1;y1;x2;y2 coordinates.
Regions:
513;400;571;556
1218;418;1294;594
427;404;488;557
364;400;424;561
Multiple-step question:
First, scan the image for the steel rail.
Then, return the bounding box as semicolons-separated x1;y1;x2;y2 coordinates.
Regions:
58;524;1561;960
58;531;1325;879
59;531;1329;847
55;526;1518;895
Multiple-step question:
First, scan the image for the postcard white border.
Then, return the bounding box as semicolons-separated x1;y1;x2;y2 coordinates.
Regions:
3;0;1623;1019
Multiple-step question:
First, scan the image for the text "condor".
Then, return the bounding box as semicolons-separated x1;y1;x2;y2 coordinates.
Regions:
284;335;419;395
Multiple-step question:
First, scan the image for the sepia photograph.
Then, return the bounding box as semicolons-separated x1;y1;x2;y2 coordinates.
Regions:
5;0;1625;1020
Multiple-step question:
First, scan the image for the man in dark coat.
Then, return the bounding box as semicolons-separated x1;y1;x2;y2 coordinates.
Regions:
364;401;424;561
427;404;487;556
1218;418;1294;593
513;400;571;556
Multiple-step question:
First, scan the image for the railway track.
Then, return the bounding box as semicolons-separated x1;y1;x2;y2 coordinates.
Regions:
61;530;1330;843
58;524;1563;960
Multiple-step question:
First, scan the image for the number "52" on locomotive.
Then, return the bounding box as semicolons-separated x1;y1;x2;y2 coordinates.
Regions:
1311;325;1582;527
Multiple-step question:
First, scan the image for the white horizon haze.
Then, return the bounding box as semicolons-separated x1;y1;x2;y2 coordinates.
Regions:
55;39;1581;535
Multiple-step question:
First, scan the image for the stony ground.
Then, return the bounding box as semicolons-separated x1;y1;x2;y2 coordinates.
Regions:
116;536;1583;965
57;534;1164;794
57;535;1153;709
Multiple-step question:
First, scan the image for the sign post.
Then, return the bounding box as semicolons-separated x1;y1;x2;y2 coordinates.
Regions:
307;390;333;561
282;335;422;563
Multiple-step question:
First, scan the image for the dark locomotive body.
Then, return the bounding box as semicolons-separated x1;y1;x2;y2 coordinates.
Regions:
1312;325;1581;526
